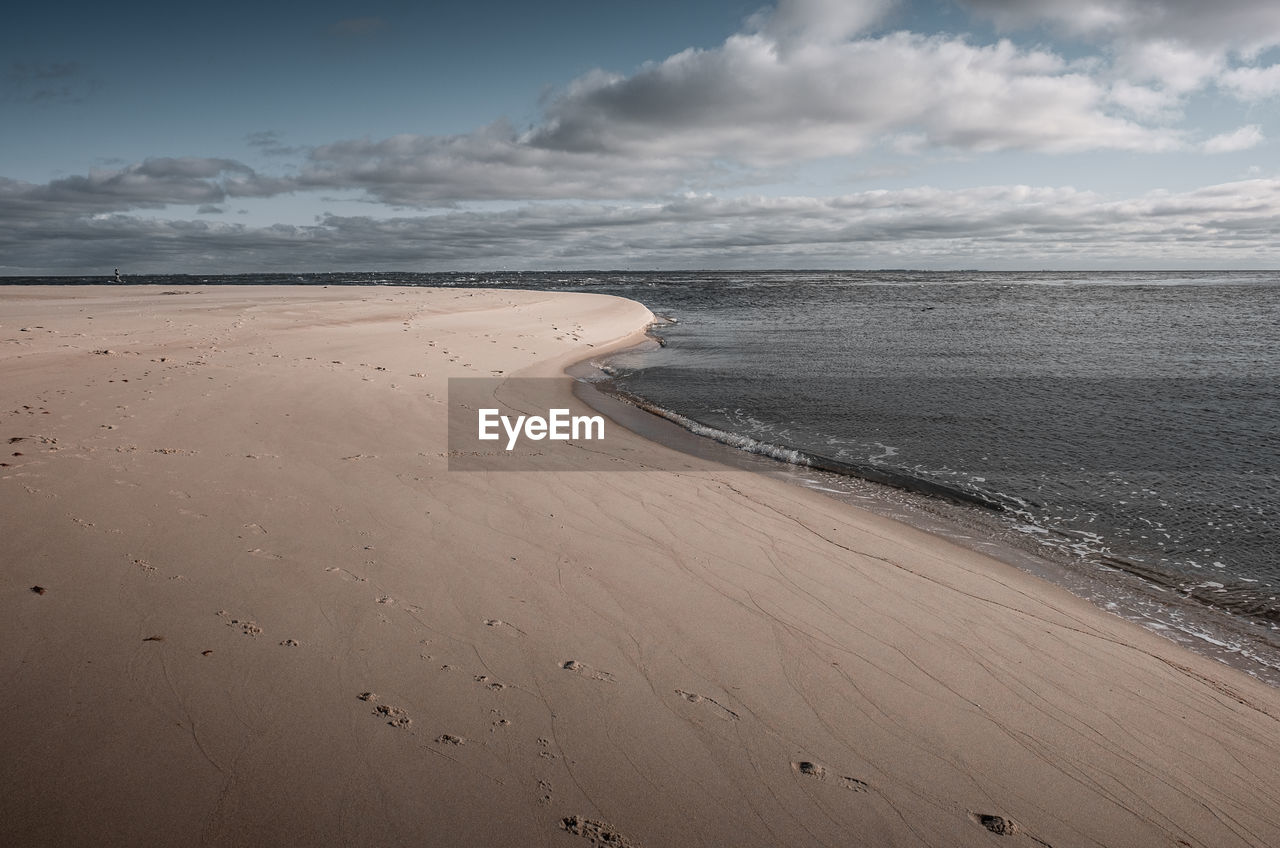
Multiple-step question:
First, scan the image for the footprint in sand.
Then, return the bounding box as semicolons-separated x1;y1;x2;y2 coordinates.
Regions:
561;659;615;683
377;705;411;728
217;610;262;636
325;566;368;583
359;693;412;728
674;689;740;721
967;812;1055;845
560;815;639;847
791;760;870;793
794;760;827;780
483;618;526;636
969;813;1019;835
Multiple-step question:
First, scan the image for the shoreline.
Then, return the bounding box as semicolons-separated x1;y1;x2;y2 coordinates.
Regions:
576;331;1280;688
4;285;1280;847
576;345;1280;691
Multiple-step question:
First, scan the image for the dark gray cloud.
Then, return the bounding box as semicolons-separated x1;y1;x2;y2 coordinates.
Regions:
295;122;698;204
0;158;285;220
246;131;304;157
750;0;898;49
4;179;1278;274
4;61;98;104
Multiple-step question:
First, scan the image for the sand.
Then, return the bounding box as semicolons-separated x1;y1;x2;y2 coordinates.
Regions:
2;284;1279;848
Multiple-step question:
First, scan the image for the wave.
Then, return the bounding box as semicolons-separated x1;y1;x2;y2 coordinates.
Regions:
599;384;1011;512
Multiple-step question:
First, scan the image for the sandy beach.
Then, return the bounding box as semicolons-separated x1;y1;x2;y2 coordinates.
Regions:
3;284;1280;848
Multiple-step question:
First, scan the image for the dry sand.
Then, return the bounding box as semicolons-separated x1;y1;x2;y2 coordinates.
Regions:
3;284;1279;848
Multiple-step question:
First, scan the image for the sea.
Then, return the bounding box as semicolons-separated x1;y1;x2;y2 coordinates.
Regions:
8;270;1280;681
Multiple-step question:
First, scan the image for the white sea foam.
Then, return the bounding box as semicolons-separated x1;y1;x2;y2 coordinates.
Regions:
650;406;813;466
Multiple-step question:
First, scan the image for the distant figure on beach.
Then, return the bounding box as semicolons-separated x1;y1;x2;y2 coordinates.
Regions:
113;268;122;282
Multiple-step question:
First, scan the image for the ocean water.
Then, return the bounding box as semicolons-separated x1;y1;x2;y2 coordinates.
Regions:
8;270;1280;677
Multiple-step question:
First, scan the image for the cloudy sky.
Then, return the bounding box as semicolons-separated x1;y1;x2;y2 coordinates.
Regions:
4;0;1280;274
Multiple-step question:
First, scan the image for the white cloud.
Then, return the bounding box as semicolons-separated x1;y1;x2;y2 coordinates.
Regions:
1201;125;1264;153
262;2;1216;207
962;0;1280;108
525;31;1176;164
1116;39;1223;93
960;0;1280;53
1107;81;1183;121
6;2;1245;221
1219;63;1280;99
16;9;1180;216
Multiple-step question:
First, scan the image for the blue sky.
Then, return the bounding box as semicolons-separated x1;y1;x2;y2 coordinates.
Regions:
3;0;1280;273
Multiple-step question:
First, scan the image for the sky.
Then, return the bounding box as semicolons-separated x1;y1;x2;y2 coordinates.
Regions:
3;0;1280;274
